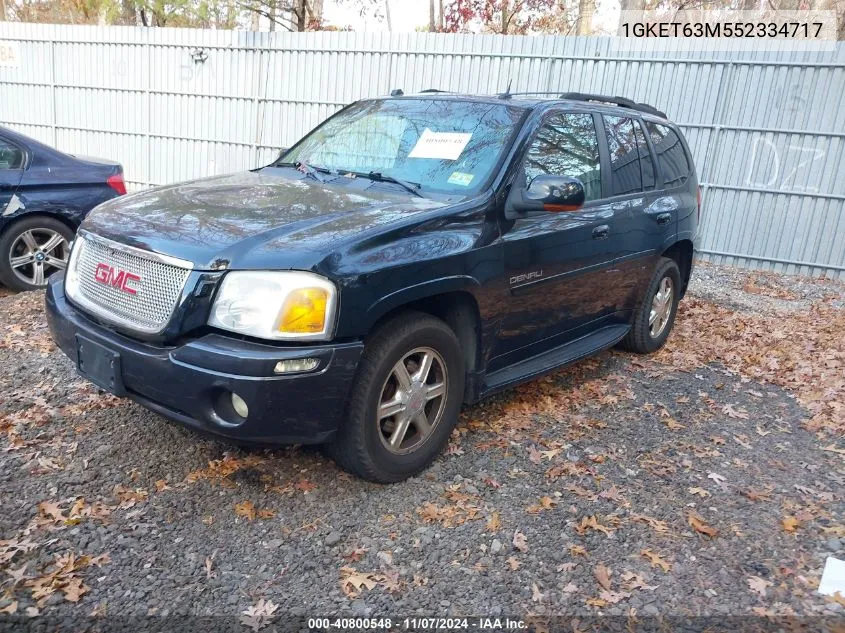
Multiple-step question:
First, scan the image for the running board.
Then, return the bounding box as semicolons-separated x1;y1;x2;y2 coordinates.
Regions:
482;324;630;397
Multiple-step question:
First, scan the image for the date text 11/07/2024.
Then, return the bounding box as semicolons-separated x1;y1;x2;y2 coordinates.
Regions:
307;617;529;630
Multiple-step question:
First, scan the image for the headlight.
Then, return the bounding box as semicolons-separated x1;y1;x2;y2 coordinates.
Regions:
208;271;337;341
64;237;84;301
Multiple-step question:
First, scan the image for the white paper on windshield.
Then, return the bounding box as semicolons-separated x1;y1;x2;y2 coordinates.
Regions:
409;128;472;161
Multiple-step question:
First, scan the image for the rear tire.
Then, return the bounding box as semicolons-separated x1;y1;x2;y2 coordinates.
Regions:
618;257;681;354
328;311;465;483
0;216;74;292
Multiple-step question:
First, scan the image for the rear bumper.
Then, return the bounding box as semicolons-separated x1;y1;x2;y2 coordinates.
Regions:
45;275;363;445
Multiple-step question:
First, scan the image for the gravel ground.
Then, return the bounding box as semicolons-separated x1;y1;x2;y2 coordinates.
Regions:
0;262;843;629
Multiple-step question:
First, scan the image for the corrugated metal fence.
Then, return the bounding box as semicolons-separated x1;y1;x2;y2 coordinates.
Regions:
1;23;844;277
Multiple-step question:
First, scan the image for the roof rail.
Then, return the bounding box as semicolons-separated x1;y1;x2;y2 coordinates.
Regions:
496;90;563;99
419;88;449;93
559;92;667;119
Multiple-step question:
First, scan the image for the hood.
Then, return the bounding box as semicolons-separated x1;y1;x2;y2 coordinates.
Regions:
81;169;448;270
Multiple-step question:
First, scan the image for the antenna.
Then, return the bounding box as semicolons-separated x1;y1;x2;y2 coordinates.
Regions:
498;78;513;99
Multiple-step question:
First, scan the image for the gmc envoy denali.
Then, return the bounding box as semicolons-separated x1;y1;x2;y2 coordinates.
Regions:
46;91;699;483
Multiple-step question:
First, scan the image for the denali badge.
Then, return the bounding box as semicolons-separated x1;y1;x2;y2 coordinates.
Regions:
94;263;140;295
510;270;543;285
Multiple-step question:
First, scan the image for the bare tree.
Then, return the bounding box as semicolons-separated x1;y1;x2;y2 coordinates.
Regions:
577;0;594;33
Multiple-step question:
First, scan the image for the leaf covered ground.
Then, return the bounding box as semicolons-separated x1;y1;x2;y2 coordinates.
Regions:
0;263;843;627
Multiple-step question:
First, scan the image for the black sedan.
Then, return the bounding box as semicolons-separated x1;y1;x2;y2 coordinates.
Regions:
0;126;125;291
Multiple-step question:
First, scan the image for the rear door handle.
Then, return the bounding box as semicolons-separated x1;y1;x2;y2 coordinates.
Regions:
655;212;672;225
592;225;609;240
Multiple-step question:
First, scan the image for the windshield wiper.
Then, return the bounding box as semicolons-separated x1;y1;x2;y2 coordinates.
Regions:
344;170;424;198
274;161;334;183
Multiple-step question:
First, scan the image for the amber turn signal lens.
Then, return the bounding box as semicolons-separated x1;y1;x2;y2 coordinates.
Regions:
278;287;329;334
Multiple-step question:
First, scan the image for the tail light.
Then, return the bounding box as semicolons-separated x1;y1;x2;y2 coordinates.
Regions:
107;173;127;195
696;185;702;222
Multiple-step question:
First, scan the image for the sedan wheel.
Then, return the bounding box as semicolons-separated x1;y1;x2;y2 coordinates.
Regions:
0;217;75;292
9;228;70;288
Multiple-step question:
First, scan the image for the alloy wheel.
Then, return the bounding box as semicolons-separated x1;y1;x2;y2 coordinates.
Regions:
649;276;674;338
9;228;69;288
377;347;448;455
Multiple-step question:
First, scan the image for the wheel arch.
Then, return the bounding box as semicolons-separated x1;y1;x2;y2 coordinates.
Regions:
661;239;694;298
366;282;483;402
0;210;79;239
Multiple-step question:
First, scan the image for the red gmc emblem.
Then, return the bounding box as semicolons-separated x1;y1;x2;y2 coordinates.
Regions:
94;263;141;295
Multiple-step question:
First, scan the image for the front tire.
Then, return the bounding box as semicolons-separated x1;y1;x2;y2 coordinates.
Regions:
618;257;681;354
0;217;74;292
329;311;465;483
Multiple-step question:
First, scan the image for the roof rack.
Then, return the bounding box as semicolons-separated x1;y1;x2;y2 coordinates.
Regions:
559;92;667;119
419;88;449;93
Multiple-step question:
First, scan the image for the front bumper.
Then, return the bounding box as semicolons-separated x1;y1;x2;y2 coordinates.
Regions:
45;275;363;445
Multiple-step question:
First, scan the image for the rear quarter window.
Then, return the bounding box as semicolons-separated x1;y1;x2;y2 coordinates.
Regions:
0;139;25;170
645;122;691;188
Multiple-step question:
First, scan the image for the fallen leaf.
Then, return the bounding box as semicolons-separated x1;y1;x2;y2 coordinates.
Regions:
531;583;545;602
512;530;528;553
688;512;719;538
641;549;671;572
820;444;845;456
569;545;588;557
782;516;801;533
62;577;88;602
747;575;772;598
599;589;631;604
575;515;615;536
240;598;279;632
688;487;711;498
339;567;380;598
38;501;67;524
621;571;656;591
234;501;257;522
593;563;612;591
506;556;520;571
486;512;501;532
343;547;368;562
723;404;749;419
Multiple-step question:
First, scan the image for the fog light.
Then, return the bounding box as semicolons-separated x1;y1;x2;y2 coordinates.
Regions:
231;393;249;418
274;358;319;374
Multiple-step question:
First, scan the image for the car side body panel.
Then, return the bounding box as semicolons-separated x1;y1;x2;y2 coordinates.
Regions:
0;126;122;234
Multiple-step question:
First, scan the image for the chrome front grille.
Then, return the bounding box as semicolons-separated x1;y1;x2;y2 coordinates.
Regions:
66;233;193;334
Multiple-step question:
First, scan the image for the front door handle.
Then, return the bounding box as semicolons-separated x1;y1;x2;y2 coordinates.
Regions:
655;212;672;225
592;225;609;240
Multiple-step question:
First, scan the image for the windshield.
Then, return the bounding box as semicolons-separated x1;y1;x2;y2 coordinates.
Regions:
277;98;526;195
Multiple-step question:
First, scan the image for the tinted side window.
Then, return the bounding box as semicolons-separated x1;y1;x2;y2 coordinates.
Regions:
523;113;602;202
645;122;690;188
0;139;25;170
633;120;656;190
603;116;643;196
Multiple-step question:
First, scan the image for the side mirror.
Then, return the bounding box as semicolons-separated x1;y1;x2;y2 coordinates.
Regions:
506;175;586;216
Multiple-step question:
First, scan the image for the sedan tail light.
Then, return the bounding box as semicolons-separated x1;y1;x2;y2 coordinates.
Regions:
107;173;127;195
